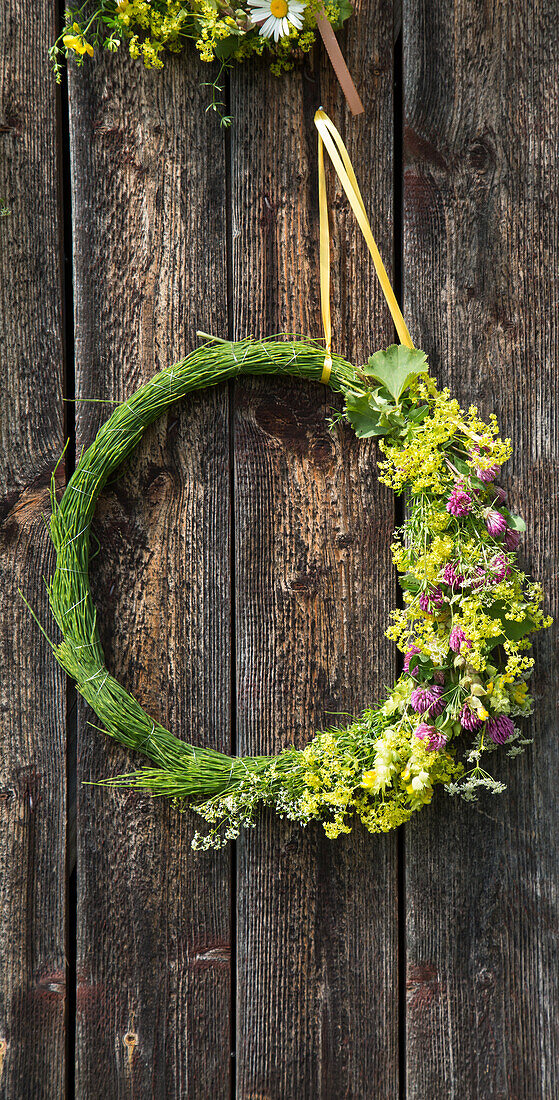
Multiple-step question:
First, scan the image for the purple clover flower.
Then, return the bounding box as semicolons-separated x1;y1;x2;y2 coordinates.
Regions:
414;723;448;751
471;445;501;484
442;562;464;588
459;703;483;732
410;684;445;717
403;644;421;676
486;715;515;745
485;509;507;536
428;730;448;751
447;485;473;517
492;485;507;504
419;586;444;613
414;722;435;743
449;625;470;653
476;463;501;482
504;527;522;551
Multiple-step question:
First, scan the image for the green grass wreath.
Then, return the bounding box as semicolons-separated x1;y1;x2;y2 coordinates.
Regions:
35;335;551;849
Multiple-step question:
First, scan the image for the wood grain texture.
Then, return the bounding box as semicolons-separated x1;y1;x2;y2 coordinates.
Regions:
403;0;559;1095
0;0;67;1096
230;4;400;1096
6;1;559;1093
68;51;233;1097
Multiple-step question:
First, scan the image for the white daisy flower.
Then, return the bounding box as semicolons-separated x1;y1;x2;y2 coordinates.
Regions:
248;0;306;43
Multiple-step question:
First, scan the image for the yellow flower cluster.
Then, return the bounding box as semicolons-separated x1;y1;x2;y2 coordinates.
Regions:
379;376;512;496
391;533;454;581
193;1;242;64
115;0;190;66
285;716;463;839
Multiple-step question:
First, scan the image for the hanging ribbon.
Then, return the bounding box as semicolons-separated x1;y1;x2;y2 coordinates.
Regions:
316;11;364;116
315;108;414;382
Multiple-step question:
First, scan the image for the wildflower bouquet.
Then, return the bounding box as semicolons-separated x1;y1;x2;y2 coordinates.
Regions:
50;0;353;122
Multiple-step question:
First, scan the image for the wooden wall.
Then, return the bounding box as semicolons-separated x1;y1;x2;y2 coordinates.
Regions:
0;0;557;1095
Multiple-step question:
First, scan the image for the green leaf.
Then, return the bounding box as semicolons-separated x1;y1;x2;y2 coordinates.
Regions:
505;511;526;533
344;394;390;439
408;654;435;681
451;456;470;476
214;35;240;60
363;344;429;402
333;0;353;26
399;572;421;594
486;600;536;642
407;404;430;424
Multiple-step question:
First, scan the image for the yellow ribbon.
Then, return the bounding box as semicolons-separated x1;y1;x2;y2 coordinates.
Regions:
315;109;414;383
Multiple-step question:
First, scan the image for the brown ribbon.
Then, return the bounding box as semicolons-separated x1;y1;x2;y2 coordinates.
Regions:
316;12;364;116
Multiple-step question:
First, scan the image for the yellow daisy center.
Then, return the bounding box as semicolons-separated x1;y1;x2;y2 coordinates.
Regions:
270;0;289;17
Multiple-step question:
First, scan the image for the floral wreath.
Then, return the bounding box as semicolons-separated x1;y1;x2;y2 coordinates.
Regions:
34;113;551;849
50;0;361;123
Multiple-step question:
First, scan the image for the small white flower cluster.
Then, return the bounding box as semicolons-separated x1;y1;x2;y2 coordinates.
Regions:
191;775;264;849
446;775;507;801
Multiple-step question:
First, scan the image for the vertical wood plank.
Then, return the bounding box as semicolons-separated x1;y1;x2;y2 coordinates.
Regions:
404;1;559;1094
231;4;400;1096
0;0;67;1095
68;54;232;1096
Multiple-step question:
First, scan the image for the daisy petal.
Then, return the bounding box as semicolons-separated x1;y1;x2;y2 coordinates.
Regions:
259;14;276;37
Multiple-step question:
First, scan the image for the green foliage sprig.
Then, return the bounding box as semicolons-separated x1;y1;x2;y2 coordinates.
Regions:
36;338;551;849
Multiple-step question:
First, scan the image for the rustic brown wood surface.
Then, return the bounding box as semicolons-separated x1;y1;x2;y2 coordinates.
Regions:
404;2;559;1096
0;1;67;1097
68;51;232;1099
230;3;399;1096
1;0;558;1096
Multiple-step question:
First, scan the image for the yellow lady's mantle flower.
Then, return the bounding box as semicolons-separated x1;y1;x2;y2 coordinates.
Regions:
512;683;528;705
63;23;94;56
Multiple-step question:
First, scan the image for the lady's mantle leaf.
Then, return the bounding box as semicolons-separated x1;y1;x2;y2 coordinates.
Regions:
487;600;536;642
364;344;428;402
335;0;354;25
344;394;390;438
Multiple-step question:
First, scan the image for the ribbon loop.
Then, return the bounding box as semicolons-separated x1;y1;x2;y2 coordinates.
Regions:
314;109;414;370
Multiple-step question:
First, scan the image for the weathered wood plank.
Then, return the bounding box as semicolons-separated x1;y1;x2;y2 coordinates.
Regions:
0;0;67;1095
231;4;400;1095
68;54;232;1096
404;1;559;1094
